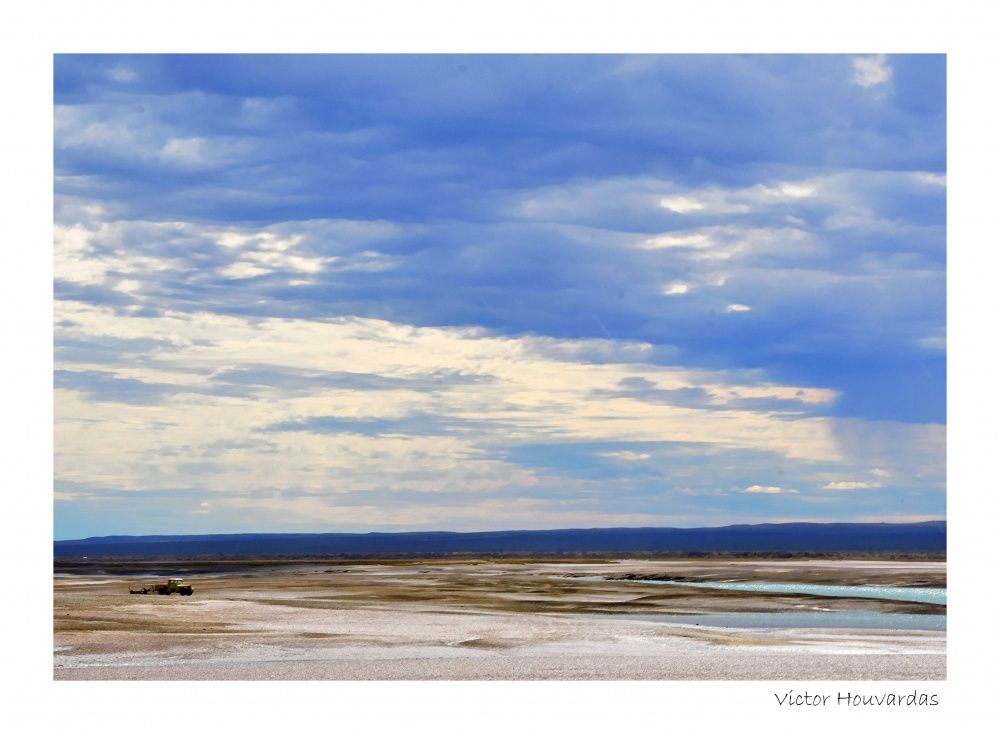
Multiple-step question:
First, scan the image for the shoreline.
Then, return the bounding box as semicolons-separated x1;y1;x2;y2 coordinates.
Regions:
54;559;946;681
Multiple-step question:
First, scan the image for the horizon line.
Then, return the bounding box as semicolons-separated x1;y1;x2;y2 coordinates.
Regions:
54;518;947;544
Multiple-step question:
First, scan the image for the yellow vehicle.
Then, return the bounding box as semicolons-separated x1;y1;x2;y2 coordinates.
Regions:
130;578;193;596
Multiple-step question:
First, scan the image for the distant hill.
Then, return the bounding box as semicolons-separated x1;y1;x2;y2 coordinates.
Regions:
53;521;945;558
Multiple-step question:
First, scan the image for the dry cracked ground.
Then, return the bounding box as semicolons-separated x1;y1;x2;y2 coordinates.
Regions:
53;559;946;680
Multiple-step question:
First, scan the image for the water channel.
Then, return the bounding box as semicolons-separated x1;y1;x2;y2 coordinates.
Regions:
625;579;946;605
587;577;946;631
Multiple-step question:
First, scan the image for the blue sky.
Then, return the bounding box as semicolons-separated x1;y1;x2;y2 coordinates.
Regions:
53;54;945;539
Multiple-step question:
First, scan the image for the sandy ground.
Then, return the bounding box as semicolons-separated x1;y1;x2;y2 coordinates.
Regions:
53;559;945;680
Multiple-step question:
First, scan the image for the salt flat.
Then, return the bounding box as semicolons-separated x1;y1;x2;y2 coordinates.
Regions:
53;559;945;681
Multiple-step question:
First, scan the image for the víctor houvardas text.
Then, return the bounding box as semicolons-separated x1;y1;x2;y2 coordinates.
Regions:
775;690;939;707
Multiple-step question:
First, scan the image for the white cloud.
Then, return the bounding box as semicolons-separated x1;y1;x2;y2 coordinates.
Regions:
726;304;751;312
742;485;798;494
918;334;946;350
778;184;815;198
852;55;892;87
661;282;690;295
822;481;881;490
912;172;946;187
56;221;339;284
53;224;106;286
643;233;713;250
221;250;331;279
511;170;940;249
753;183;816;200
659;196;705;213
641;226;817;261
658;190;752;216
219;261;272;279
53;223;184;288
160;137;207;164
114;279;142;295
216;232;254;249
650;172;944;241
106;66;137;83
54;301;859;502
599;451;651;461
658;178;823;217
870;468;892;478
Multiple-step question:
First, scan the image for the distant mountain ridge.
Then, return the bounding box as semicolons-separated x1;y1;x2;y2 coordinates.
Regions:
54;521;946;557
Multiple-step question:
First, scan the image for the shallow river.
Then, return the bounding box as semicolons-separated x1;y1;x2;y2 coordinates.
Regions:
624;579;946;605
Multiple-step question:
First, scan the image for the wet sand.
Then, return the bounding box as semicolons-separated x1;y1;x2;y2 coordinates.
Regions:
53;559;945;680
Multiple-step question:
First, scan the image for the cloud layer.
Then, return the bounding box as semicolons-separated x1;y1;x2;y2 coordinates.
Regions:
54;54;946;538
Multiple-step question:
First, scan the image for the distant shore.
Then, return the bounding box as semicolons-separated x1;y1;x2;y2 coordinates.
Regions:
53;521;948;561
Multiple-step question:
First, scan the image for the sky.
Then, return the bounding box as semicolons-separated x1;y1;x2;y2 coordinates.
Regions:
53;54;946;540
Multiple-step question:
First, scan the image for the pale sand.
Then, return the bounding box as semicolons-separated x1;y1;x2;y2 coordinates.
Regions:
53;560;945;681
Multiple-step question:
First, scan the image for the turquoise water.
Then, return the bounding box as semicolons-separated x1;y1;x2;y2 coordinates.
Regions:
608;611;945;631
625;579;946;606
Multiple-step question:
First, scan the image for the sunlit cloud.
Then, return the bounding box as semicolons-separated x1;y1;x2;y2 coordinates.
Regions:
852;54;892;87
659;196;705;213
661;282;690;296
742;485;798;494
822;481;882;490
599;451;651;461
